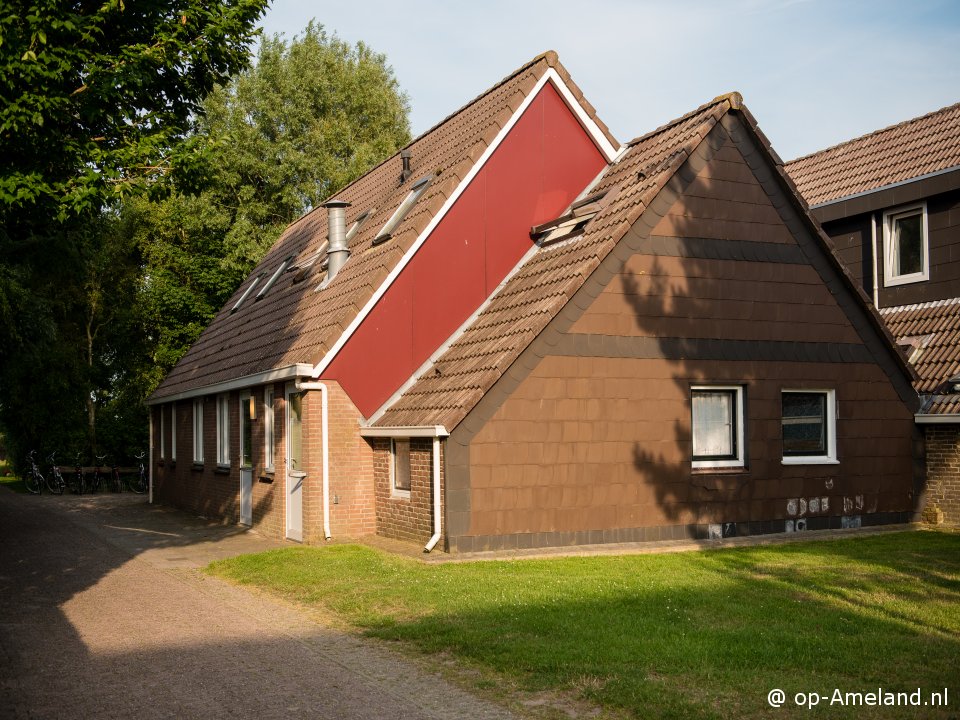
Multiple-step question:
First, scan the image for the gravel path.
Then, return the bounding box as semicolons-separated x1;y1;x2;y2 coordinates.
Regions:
0;490;516;720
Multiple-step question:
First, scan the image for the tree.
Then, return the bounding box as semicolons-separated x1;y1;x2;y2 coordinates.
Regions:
0;0;267;467
130;22;411;391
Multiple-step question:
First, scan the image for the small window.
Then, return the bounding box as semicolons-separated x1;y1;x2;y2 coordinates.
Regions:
216;394;230;466
782;390;838;464
170;401;177;462
374;177;431;244
255;256;293;301
264;388;275;472
346;208;375;243
291;248;325;283
193;399;204;463
691;385;745;469
883;203;928;286
159;405;165;460
391;438;411;495
230;273;264;313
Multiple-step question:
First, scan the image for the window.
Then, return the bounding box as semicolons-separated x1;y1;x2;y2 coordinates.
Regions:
159;405;165;459
691;386;745;469
193;399;204;463
883;203;928;286
346;208;375;242
240;393;253;468
373;177;431;244
391;438;411;495
216;394;230;466
170;401;177;461
782;389;838;464
255;256;293;301
264;388;275;472
230;273;264;313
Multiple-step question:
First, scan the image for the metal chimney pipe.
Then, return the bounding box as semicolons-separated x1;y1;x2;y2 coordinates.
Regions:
323;199;351;283
400;149;412;183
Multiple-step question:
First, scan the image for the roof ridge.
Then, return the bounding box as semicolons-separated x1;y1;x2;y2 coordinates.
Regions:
786;99;960;167
625;92;739;147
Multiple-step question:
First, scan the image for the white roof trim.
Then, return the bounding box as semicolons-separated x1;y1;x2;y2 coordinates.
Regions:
310;68;621;379
916;413;960;423
810;164;960;209
359;425;449;438
147;363;314;405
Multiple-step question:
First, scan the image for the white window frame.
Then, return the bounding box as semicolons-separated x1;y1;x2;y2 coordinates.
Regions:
883;202;929;287
691;385;745;470
264;387;275;472
192;398;204;463
390;438;412;498
159;405;165;460
170;401;177;462
216;394;230;466
781;389;838;465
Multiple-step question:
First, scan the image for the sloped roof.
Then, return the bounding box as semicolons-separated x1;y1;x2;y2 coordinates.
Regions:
880;298;960;408
785;101;960;207
150;51;616;403
374;96;738;428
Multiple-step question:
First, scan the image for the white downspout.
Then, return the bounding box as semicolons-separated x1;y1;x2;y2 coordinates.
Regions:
424;436;442;553
296;380;331;540
871;212;880;309
148;410;154;504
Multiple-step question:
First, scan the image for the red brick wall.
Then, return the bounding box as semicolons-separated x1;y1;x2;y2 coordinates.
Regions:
373;437;444;545
151;380;378;542
922;425;960;526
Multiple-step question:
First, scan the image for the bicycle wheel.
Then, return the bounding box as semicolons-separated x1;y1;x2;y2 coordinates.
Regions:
69;470;83;494
45;471;64;495
89;470;101;493
127;475;146;494
24;469;41;495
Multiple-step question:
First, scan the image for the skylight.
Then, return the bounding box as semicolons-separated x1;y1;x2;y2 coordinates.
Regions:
230;273;264;313
255;256;293;301
291;245;326;283
346;208;376;243
373;177;432;245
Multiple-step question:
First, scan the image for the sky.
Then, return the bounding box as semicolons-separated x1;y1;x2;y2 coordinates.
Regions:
259;0;960;160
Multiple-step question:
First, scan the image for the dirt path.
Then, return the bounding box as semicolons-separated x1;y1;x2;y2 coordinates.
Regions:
0;490;516;720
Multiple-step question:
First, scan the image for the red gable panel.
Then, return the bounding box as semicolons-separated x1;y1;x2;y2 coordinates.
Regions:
325;82;608;416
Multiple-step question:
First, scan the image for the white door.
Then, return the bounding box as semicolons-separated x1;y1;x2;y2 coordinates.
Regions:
285;385;304;541
239;391;253;526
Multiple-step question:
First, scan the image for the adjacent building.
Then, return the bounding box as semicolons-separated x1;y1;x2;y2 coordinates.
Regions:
786;101;960;526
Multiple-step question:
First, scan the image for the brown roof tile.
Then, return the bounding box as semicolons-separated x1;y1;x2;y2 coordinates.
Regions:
151;52;614;402
880;298;960;397
785;102;960;206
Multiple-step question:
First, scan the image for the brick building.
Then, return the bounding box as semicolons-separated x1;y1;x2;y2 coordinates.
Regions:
147;52;923;551
787;102;960;526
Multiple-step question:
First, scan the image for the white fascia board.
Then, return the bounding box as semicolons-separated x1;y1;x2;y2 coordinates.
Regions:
915;413;960;424
359;425;450;438
146;363;314;405
310;68;621;380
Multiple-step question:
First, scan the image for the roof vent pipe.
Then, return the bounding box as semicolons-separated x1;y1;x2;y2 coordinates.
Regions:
400;149;412;183
324;199;351;283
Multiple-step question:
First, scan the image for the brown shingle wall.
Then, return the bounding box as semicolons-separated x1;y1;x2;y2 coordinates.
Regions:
464;357;914;541
571;254;861;344
921;425;960;526
372;437;444;545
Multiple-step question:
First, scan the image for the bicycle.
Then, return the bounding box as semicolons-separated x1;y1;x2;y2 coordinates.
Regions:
125;451;148;494
45;452;66;495
69;452;86;495
24;450;43;495
108;457;123;493
89;454;107;493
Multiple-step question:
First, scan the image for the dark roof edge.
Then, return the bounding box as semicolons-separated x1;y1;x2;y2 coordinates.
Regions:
809;164;960;209
733;105;920;394
785;99;960;167
624;92;740;148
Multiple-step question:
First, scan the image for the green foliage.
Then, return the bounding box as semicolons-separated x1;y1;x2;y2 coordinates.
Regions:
210;533;960;720
0;0;268;217
130;22;411;392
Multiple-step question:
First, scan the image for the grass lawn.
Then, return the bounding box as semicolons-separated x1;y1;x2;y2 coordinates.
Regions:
208;531;960;719
0;458;26;492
